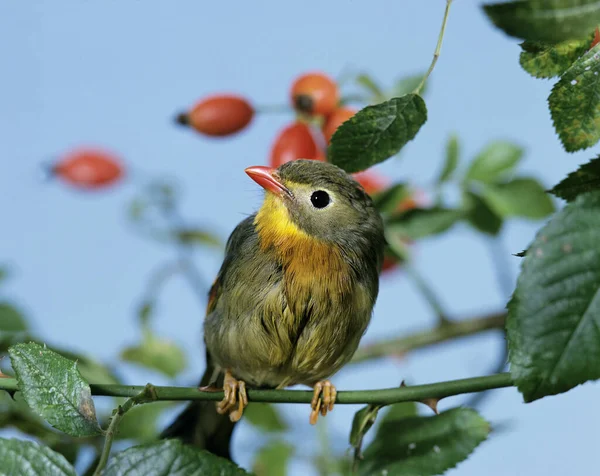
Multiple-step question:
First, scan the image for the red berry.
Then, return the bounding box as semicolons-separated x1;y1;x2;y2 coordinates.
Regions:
177;95;254;137
52;148;124;190
353;170;389;197
270;122;323;168
323;107;356;143
290;72;339;116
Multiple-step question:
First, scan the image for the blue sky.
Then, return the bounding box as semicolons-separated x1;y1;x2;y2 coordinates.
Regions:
2;1;599;475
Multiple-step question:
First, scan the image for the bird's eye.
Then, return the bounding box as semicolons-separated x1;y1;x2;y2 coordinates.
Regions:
310;190;330;209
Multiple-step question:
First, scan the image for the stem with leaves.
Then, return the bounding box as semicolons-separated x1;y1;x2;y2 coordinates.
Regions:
92;384;158;476
0;373;513;406
413;0;453;96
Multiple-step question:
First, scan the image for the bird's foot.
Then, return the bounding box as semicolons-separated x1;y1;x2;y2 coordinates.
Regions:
216;370;248;422
309;380;337;425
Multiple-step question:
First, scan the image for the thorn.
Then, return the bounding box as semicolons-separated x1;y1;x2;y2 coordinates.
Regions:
419;397;440;415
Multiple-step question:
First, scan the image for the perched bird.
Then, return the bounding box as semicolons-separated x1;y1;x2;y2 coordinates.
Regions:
161;159;385;458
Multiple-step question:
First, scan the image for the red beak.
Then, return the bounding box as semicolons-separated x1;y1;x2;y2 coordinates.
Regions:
245;166;291;197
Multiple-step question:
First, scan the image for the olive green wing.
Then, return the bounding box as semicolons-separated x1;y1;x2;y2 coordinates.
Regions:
205;214;257;316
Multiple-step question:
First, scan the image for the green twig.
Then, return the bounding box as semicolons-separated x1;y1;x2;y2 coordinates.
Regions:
413;0;453;96
0;373;513;406
350;311;506;364
92;384;157;476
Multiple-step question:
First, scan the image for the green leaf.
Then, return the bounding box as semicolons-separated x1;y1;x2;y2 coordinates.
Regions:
481;178;556;219
252;440;294;476
0;301;29;351
8;342;101;437
508;190;600;402
549;44;600;152
0;438;76;476
120;331;187;378
244;403;287;432
463;191;503;235
464;141;524;183
175;228;222;248
328;95;427;173
386;207;463;240
360;408;490;476
376;401;419;430
519;35;593;78
356;73;385;101
103;439;250;476
371;183;411;214
549;156;600;200
117;401;174;443
483;0;600;44
349;404;382;459
57;349;120;385
393;73;428;97
437;134;460;184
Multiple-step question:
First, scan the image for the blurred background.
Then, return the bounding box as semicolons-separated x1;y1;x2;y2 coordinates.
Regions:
2;1;599;475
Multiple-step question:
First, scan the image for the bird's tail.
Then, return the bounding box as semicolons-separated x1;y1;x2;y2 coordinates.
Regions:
159;354;236;460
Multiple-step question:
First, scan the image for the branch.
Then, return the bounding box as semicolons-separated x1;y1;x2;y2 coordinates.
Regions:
413;0;453;95
0;373;513;405
350;311;506;364
92;384;157;476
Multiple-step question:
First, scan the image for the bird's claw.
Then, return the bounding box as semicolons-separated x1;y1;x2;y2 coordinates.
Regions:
310;380;337;425
216;370;248;422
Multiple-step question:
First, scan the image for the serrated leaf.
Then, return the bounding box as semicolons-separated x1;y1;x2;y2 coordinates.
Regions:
103;439;250;476
549;156;600;201
328;95;427;173
244;403;287;432
483;0;600;44
437;134;460;184
8;343;101;437
252;440;294;476
117;401;174;443
519;35;593;78
386;207;463;240
481;178;556;219
463;191;504;235
393;73;428;97
465;141;524;183
508;190;600;401
57;349;120;385
372;183;411;214
376;402;419;433
0;301;29;351
359;408;490;476
0;438;76;476
120;332;187;378
175;228;222;248
549;44;600;152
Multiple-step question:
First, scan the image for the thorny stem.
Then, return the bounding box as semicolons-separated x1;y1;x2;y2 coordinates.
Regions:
350;311;506;363
0;373;513;406
413;0;453;96
92;384;157;476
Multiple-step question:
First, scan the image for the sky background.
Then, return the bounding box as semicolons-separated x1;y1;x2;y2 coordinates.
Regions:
2;1;599;475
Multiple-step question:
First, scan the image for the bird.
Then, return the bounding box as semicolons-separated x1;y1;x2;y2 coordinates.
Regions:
160;159;385;459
